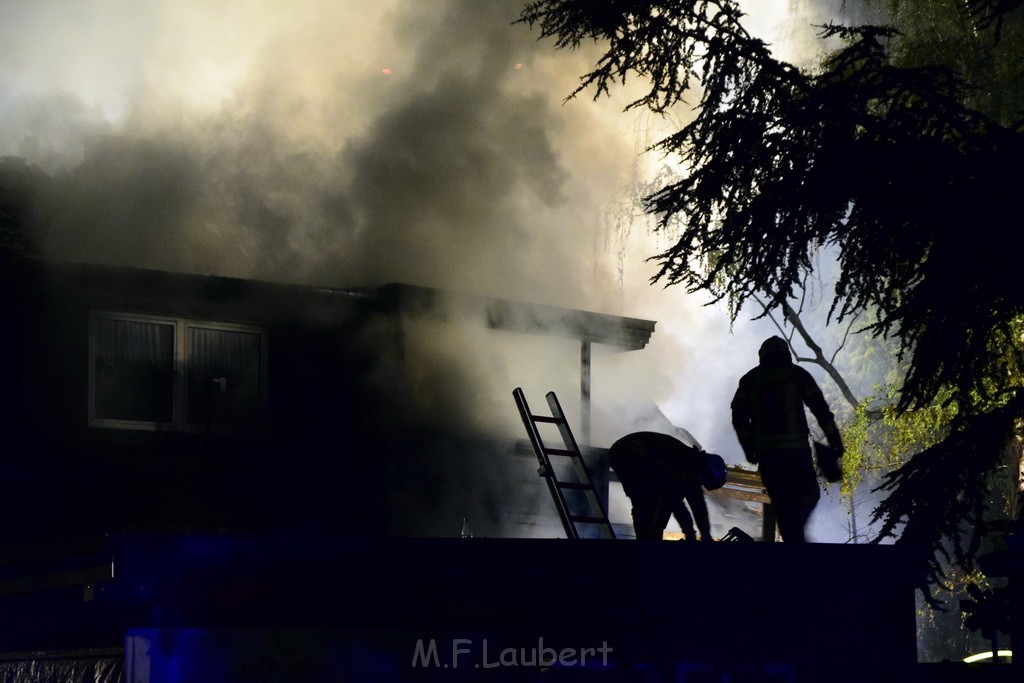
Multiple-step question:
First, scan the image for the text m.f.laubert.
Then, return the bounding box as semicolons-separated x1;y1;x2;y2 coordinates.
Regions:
411;638;613;669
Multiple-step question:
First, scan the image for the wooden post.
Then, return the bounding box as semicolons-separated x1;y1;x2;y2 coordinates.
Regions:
580;340;591;445
762;503;777;542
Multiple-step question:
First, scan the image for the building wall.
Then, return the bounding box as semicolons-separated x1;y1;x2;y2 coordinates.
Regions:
0;253;409;539
0;252;614;541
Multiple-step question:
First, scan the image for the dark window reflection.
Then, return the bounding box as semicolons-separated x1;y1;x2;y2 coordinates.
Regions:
186;326;262;430
94;318;175;423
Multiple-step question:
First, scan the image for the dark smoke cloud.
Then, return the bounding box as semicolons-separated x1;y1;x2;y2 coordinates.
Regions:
339;74;566;288
16;0;610;308
1;1;886;297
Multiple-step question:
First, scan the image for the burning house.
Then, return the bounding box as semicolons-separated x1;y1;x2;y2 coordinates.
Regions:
0;248;666;543
0;245;784;543
0;247;927;682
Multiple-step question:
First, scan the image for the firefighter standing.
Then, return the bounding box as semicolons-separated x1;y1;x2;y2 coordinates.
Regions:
730;336;844;542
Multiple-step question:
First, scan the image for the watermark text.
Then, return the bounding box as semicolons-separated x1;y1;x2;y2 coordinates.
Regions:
411;637;613;670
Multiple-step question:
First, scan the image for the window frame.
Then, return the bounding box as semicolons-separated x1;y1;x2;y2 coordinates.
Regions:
88;310;267;432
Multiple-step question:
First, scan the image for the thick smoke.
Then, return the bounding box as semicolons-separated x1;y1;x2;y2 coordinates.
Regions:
0;0;873;541
3;0;632;309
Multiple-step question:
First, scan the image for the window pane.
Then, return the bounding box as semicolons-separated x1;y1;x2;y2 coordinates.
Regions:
93;318;175;423
186;326;262;430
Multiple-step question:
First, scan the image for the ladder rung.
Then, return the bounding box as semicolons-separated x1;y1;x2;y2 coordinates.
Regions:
569;515;608;524
544;448;577;457
531;415;564;424
556;481;591;490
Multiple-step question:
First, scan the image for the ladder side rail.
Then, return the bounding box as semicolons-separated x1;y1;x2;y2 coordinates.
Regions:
545;392;588;458
545;390;607;499
513;387;551;468
580;488;616;539
545;391;616;539
513;387;579;539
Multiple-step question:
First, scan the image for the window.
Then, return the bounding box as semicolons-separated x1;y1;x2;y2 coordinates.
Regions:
89;311;266;432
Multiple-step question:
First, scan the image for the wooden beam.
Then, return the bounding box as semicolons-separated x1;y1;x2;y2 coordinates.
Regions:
580;340;591;445
707;487;771;504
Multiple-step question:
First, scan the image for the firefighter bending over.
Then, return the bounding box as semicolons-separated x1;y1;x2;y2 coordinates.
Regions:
609;431;725;541
731;336;844;542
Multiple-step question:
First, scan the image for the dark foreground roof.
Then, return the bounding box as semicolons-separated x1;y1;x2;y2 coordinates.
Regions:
0;534;922;682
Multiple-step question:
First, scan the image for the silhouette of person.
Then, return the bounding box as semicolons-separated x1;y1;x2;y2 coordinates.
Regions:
731;336;844;542
608;431;718;541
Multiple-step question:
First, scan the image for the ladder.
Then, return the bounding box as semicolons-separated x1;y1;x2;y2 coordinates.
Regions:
512;387;616;539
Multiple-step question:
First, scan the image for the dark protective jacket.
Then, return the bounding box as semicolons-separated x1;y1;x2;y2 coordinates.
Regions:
730;353;842;459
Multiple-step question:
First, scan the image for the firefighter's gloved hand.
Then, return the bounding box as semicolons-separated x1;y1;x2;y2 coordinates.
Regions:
823;422;844;455
735;432;756;464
